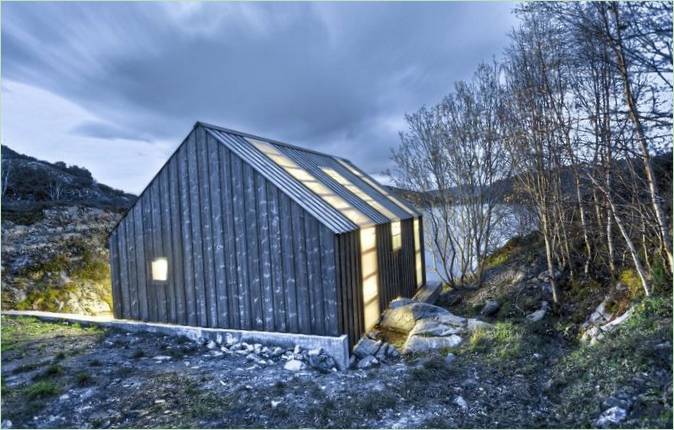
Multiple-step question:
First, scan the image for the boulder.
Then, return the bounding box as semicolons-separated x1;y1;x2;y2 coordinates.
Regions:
283;359;305;372
527;301;550;322
526;308;547;322
380;305;417;332
466;318;493;332
445;352;456;365
308;353;336;373
433;312;467;327
595;406;627;428
403;334;462;354
389;297;415;309
356;355;379;369
353;337;382;358
380;302;456;333
480;299;500;316
454;395;468;410
409;319;461;337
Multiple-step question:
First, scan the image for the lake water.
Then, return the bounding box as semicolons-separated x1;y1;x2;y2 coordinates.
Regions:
421;204;534;283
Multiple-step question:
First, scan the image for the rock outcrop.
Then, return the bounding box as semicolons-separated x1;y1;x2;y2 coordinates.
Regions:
2;206;122;315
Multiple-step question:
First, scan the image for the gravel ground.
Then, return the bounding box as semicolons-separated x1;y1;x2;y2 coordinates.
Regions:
1;310;670;429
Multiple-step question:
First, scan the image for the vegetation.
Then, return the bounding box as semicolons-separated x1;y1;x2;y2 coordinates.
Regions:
393;1;672;298
14;236;113;314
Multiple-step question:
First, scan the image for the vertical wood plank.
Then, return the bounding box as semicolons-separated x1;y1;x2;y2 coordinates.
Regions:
279;193;298;332
197;129;218;327
267;184;286;332
168;157;186;325
256;174;275;331
142;190;157;321
243;164;263;330
159;168;176;323
207;135;228;328
231;154;251;329
304;216;317;333
187;135;207;326
320;228;338;336
333;234;346;339
151;180;167;322
219;145;240;329
133;205;149;321
125;212;139;319
306;217;325;334
109;233;122;319
291;201;310;333
178;144;197;326
117;221;130;319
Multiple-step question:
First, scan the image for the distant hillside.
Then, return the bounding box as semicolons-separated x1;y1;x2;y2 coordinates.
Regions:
1;145;136;223
386;151;672;210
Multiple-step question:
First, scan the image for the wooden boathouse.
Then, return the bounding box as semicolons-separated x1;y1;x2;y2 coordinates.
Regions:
108;122;425;345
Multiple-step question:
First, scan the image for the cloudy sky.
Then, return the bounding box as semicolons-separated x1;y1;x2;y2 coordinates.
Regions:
2;1;517;194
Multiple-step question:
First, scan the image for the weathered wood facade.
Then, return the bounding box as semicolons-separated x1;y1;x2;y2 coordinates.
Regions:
109;122;425;346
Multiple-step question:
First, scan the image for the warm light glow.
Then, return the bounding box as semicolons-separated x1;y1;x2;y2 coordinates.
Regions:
360;227;379;330
321;167;398;220
413;218;423;287
335;159;418;217
248;138;372;226
390;221;401;251
152;257;168;282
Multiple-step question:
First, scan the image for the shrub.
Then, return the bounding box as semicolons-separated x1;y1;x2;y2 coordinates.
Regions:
619;268;644;299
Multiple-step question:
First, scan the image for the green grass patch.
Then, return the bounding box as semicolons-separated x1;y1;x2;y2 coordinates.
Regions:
550;293;672;428
483;232;541;269
34;364;63;380
1;316;102;353
23;380;61;400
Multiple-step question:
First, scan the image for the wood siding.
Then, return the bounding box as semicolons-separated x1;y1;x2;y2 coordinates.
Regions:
109;128;340;336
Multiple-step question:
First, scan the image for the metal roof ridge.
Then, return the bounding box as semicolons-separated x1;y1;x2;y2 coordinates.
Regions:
195;121;348;161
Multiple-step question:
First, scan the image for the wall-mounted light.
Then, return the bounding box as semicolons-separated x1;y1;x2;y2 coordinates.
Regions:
151;257;168;282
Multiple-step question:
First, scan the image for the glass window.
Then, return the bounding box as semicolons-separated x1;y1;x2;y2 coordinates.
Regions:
152;257;168;282
248;138;372;226
335;159;418;217
321;167;398;220
360;227;379;331
413;218;423;287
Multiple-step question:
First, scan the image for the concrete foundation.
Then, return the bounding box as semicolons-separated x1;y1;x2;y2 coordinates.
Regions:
2;310;350;370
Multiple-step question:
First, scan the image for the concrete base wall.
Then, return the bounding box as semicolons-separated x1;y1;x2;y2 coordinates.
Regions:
2;310;350;370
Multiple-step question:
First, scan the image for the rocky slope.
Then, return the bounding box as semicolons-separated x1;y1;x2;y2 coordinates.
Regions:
2;146;133;315
1;206;122;315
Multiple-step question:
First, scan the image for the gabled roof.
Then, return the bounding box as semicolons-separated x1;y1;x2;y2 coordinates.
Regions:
110;121;421;238
200;122;419;233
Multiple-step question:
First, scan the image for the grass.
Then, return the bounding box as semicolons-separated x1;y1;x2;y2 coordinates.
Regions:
34;364;63;380
482;232;541;269
1;316;102;352
12;362;40;374
548;294;672;428
23;380;61;400
75;372;93;386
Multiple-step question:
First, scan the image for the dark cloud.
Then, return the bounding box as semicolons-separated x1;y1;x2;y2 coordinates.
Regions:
70;120;150;142
1;1;517;187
